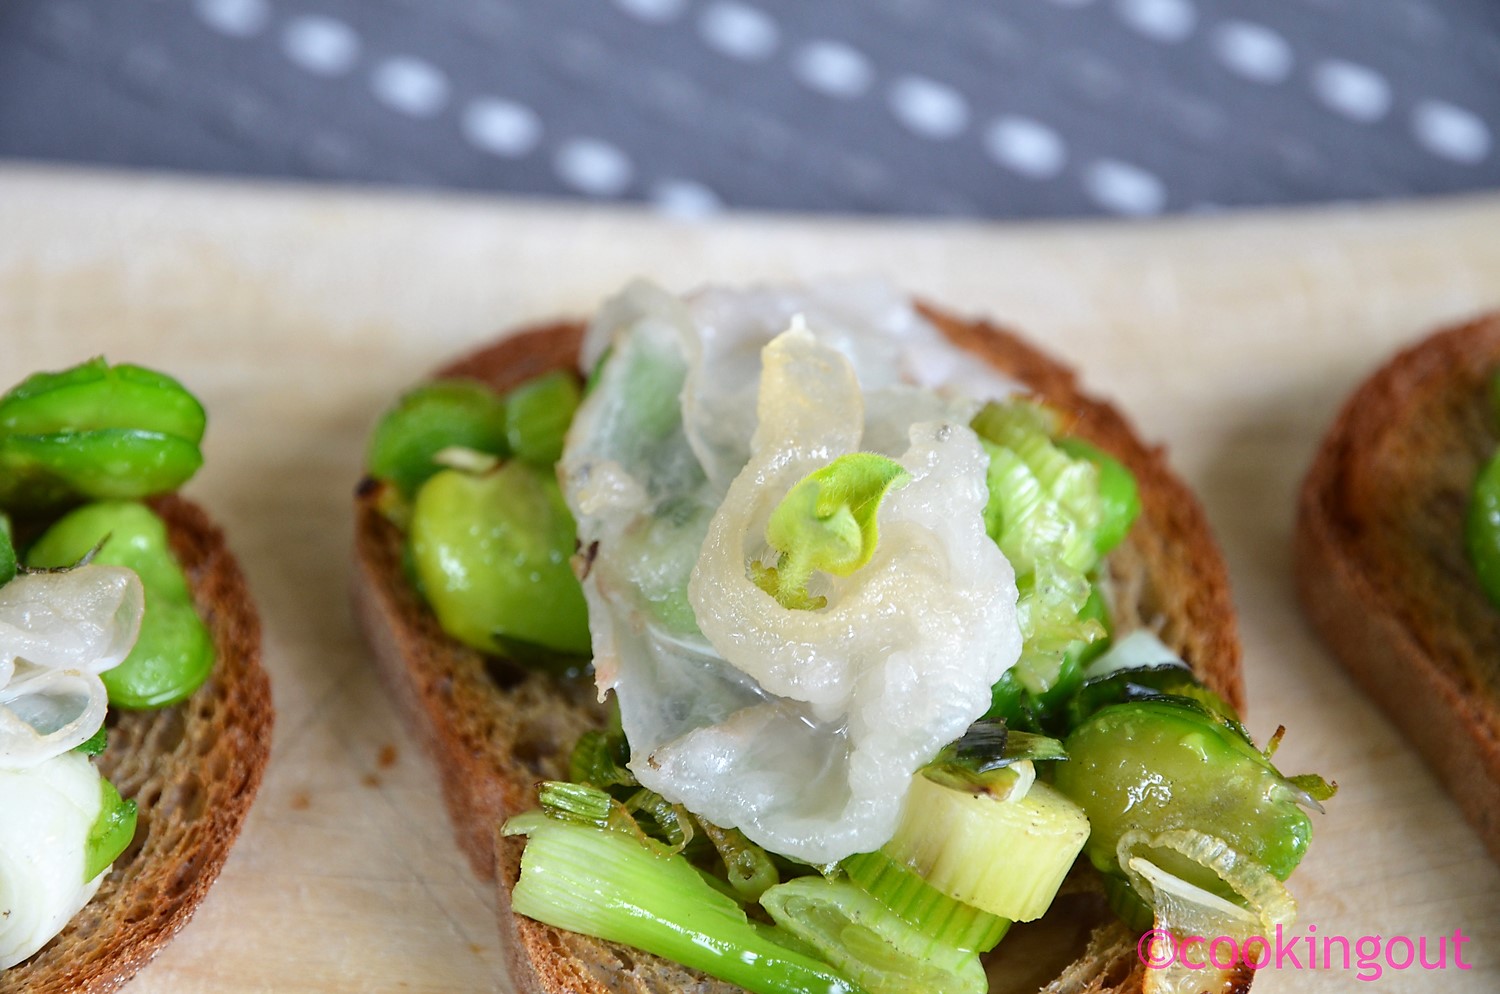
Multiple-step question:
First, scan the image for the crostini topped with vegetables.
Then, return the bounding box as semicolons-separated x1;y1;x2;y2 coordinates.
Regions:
356;280;1331;994
0;358;270;992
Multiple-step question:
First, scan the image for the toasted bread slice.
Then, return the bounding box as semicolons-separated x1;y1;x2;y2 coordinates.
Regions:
353;305;1245;994
1297;313;1500;864
1;495;273;994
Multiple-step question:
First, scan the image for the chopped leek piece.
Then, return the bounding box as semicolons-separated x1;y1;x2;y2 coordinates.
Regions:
1117;828;1297;932
504;812;865;994
701;819;780;902
751;453;910;610
881;772;1089;922
538;780;617;829
841;851;1009;954
568;728;636;791
504;370;582;467
923;719;1066;792
624;787;695;853
760;877;987;994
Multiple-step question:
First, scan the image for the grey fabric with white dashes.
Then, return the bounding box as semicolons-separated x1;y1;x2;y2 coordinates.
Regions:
0;0;1496;218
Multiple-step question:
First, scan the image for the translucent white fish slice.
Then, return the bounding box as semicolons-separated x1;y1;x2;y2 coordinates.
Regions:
0;752;105;969
0;565;145;675
0;664;112;768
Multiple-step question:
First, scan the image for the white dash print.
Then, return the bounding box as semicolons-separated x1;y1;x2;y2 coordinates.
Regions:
984;116;1067;179
194;0;269;38
370;57;450;118
888;75;969;140
1310;59;1391;123
1212;21;1293;84
1083;159;1167;215
612;0;688;23
462;98;541;158
650;179;723;218
793;41;874;99
698;2;780;62
1411;100;1493;164
1114;0;1196;43
282;15;360;77
555;138;634;196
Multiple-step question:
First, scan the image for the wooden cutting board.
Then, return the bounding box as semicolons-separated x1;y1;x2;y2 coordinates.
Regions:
2;166;1497;993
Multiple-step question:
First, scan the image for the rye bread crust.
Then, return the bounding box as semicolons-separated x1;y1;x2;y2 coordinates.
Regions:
1297;313;1500;863
352;305;1245;994
1;495;273;994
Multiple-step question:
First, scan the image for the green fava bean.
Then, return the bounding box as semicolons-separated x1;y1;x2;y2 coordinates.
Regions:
0;359;206;511
27;501;214;709
0;431;203;510
367;380;510;498
1052;699;1311;891
1465;450;1500;606
504;371;582;468
84;776;138;881
410;463;590;658
0;359;205;440
1057;438;1141;557
0;514;14;586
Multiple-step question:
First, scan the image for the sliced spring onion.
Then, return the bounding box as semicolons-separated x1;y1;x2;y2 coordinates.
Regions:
841;851;1009;954
503;811;864;994
760;877;987;994
1116;828;1298;933
700;819;780;902
881;771;1089;922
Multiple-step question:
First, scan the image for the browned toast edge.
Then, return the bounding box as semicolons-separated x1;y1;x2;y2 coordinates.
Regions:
1296;313;1500;863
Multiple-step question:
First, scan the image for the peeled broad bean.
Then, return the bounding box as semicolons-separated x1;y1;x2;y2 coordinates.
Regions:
366;380;510;498
409;463;590;658
27;501;213;709
0;360;205;511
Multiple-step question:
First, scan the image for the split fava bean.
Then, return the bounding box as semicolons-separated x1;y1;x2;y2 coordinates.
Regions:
0;359;205;512
27;501;214;709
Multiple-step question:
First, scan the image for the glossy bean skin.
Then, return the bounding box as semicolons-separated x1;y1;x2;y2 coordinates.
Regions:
0;514;14;585
504;370;582;468
409;462;591;659
1466;450;1500;606
27;501;214;709
1052;700;1310;889
0;360;205;512
366;380;510;498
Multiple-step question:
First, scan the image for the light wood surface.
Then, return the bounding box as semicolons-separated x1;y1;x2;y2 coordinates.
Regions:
2;166;1498;993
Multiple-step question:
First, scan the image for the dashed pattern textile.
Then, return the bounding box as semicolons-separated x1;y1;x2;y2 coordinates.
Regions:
0;0;1496;219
